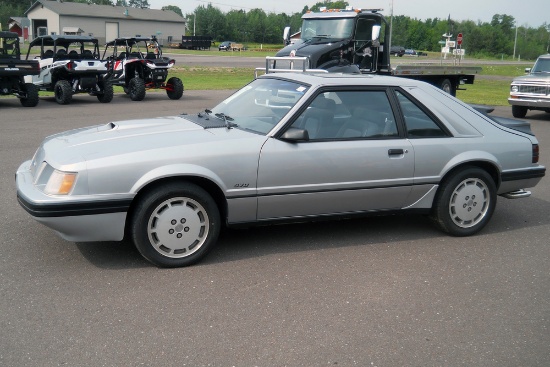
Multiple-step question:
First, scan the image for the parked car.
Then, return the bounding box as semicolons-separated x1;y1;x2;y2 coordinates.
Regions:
218;41;235;51
390;45;405;57
508;54;550;118
16;73;545;267
405;49;417;56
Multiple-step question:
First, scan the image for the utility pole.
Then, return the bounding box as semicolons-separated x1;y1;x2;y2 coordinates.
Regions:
513;24;518;60
388;0;393;49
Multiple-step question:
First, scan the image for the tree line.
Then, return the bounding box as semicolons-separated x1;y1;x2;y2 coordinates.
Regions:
2;0;548;59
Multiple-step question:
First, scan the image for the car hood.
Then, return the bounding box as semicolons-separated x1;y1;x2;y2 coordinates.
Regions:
512;74;550;84
40;115;265;166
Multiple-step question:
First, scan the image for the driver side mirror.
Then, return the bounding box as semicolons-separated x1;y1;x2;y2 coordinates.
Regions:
280;127;310;142
372;25;381;41
283;26;291;46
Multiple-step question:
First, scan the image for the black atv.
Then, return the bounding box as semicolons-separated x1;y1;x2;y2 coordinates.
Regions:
0;31;40;107
103;36;183;101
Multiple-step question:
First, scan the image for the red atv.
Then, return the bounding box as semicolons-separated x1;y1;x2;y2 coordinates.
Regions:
103;36;183;101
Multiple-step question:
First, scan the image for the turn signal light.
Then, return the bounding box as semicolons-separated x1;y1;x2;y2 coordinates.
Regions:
532;144;539;163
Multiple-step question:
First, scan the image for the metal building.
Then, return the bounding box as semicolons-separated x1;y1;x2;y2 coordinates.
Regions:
24;0;186;45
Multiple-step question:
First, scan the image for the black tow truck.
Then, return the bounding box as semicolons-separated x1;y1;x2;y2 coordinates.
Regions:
270;7;481;96
0;31;40;107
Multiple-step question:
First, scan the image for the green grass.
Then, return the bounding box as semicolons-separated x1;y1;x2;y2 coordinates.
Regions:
169;66;253;90
456;79;512;106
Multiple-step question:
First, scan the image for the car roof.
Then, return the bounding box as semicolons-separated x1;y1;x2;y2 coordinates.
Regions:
105;37;153;47
29;35;98;47
258;72;424;89
0;31;19;38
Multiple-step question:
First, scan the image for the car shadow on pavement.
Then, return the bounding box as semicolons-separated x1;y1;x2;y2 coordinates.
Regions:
74;195;550;269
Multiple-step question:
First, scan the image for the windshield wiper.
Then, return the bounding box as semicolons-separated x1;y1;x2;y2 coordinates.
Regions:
215;113;237;128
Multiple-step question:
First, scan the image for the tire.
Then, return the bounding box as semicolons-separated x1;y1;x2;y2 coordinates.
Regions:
166;77;184;100
19;83;39;107
439;78;456;96
123;86;129;95
512;105;528;118
97;79;113;103
54;80;72;105
430;167;496;236
130;182;221;267
128;77;146;101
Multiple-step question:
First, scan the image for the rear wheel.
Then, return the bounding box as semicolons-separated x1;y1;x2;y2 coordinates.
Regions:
97;79;113;103
430;167;496;236
128;77;146;101
512;105;528;118
19;83;39;107
54;80;72;105
166;77;184;100
439;78;456;96
130;182;221;267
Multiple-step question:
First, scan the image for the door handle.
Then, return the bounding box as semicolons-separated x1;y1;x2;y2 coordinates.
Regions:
388;149;404;156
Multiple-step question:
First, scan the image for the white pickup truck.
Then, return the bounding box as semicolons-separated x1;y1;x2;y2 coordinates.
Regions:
508;54;550;118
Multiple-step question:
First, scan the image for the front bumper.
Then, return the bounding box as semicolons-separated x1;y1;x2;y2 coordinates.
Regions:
16;160;130;242
508;95;550;108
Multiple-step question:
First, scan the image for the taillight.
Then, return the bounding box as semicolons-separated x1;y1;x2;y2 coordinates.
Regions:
65;61;74;70
532;144;539;163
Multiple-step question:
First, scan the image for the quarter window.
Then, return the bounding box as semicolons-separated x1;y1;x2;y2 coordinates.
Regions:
396;90;447;138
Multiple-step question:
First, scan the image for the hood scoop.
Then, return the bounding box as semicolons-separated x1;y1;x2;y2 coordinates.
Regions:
184;113;229;129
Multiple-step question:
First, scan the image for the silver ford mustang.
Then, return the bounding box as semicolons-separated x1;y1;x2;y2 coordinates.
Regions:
16;73;546;267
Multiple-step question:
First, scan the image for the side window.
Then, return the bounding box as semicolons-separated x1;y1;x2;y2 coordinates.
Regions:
290;90;398;140
396;90;447;138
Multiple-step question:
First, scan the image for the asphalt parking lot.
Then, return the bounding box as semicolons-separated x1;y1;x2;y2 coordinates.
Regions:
1;91;549;367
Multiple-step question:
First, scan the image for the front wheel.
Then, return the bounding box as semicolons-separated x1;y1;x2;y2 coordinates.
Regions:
512;105;528;118
19;83;39;107
430;167;496;236
130;182;221;267
166;77;184;100
128;77;146;101
54;80;72;105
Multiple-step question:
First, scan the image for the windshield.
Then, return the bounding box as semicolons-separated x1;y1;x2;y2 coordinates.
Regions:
0;36;19;59
532;58;550;73
211;78;310;134
301;18;355;40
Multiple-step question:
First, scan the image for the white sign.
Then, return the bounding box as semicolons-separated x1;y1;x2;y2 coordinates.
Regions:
446;40;456;48
453;49;466;55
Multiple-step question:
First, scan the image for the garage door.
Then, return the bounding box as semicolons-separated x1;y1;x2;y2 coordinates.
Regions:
105;22;119;43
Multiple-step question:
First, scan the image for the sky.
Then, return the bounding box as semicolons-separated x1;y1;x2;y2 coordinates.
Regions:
148;0;549;28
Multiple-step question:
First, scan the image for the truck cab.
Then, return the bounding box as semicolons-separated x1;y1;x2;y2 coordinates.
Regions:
278;8;390;74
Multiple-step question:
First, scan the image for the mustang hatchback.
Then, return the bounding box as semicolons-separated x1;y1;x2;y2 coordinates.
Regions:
16;73;545;267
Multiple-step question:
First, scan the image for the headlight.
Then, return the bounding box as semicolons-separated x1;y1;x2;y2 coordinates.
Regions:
511;85;519;93
44;170;77;195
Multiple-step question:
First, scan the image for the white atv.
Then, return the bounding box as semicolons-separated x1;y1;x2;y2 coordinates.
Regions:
25;35;113;105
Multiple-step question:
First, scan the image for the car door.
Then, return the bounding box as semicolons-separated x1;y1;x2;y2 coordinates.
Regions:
256;89;415;220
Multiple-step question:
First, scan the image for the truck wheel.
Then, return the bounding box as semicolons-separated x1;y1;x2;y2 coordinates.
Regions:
130;182;221;268
439;79;456;96
54;80;72;105
19;83;39;107
97;79;114;103
166;77;184;100
128;77;146;101
430;166;496;236
512;105;528;118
